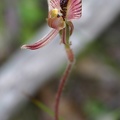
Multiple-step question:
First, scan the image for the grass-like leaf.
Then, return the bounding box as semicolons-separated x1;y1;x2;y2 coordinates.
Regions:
32;99;64;120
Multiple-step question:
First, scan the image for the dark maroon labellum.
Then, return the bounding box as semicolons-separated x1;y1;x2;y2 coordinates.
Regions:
60;0;69;19
60;0;69;10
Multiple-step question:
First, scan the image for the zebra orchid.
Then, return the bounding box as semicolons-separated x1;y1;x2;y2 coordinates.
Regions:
21;0;82;62
22;0;82;120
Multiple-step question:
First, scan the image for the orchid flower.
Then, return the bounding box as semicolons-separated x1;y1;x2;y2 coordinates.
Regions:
22;0;82;120
22;0;82;62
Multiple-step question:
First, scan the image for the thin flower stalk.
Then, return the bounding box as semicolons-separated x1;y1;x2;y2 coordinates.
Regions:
55;62;73;120
55;22;74;120
21;0;82;120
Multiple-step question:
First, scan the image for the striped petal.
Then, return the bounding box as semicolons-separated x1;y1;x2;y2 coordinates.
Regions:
21;29;58;50
47;0;60;11
66;0;82;20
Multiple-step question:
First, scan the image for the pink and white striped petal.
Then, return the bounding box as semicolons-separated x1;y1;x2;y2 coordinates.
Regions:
66;0;82;20
47;0;60;11
21;29;58;50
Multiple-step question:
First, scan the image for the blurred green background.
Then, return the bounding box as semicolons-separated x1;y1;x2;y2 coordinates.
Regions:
0;0;47;64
